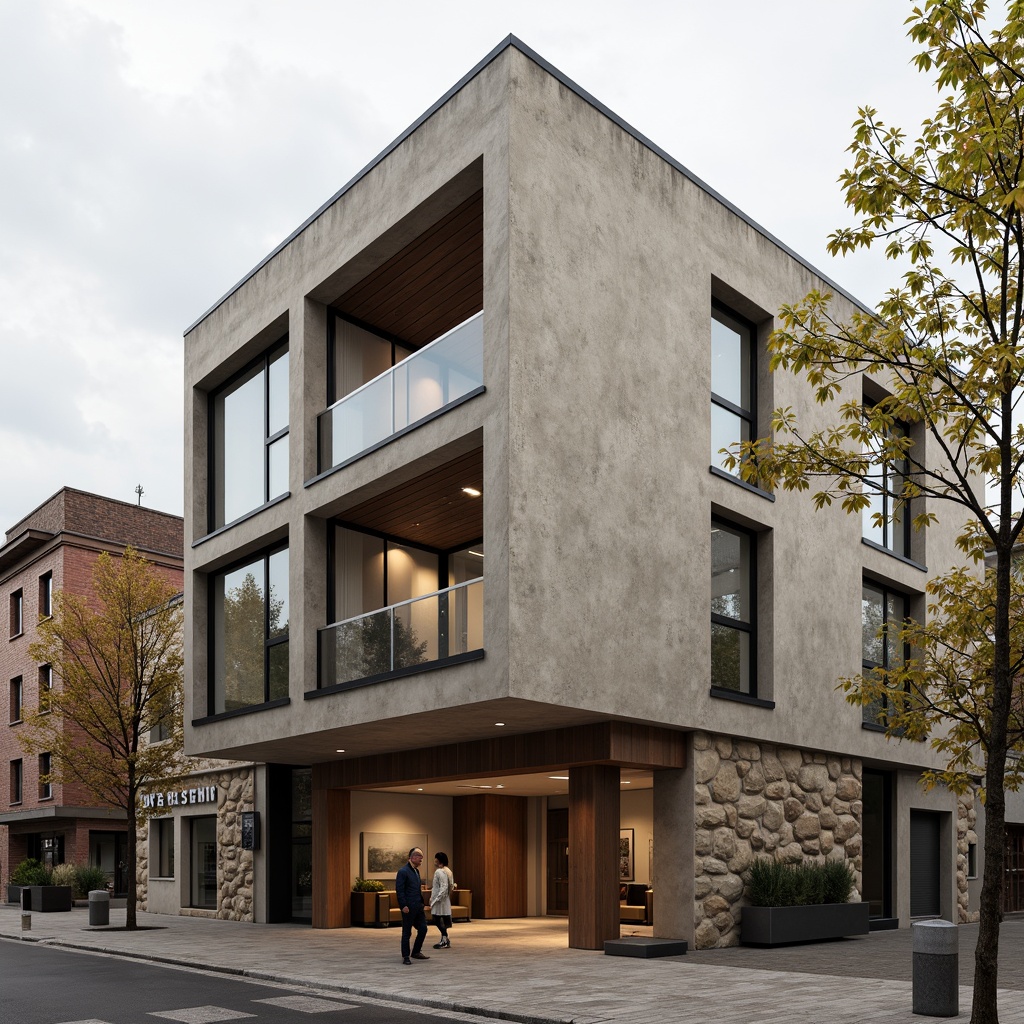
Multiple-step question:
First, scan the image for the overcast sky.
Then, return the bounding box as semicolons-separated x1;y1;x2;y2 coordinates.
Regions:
0;0;945;534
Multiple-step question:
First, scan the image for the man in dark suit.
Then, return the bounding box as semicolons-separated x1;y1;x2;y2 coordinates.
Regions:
397;847;429;965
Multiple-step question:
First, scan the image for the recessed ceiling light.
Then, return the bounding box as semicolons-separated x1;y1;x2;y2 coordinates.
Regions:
495;722;505;727
462;487;482;497
496;784;504;789
549;775;570;780
417;788;423;792
336;749;345;753
621;780;631;785
468;550;484;558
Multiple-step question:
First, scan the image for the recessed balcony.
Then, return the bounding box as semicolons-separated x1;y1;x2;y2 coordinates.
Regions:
317;312;483;474
318;577;483;691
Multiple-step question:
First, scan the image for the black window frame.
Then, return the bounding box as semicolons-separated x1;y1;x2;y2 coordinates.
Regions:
10;759;22;804
38;752;51;800
710;518;757;697
861;580;910;728
208;338;290;533
38;572;52;619
9;676;22;723
208;542;290;716
38;664;51;713
862;403;912;557
10;589;23;638
710;301;757;475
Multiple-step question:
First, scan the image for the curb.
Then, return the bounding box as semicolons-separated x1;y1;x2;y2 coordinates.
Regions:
0;930;571;1024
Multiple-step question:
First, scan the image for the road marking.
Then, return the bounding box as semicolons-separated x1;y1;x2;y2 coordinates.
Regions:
148;1009;256;1023
254;995;357;1013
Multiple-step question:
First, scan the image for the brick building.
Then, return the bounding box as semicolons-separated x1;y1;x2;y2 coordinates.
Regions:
0;488;182;893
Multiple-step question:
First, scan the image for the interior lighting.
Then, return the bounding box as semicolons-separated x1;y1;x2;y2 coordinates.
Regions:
468;550;484;558
549;776;570;780
336;749;345;753
621;780;631;785
495;722;505;727
417;788;424;792
462;487;482;497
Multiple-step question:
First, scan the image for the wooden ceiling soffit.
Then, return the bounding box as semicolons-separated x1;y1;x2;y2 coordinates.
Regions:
334;191;483;349
313;722;686;790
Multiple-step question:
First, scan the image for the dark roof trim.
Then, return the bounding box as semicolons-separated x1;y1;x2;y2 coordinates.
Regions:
0;529;54;575
184;35;867;337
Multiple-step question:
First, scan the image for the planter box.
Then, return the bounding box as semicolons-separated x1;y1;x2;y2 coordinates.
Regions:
7;884;30;908
28;886;73;912
741;901;870;947
351;890;386;926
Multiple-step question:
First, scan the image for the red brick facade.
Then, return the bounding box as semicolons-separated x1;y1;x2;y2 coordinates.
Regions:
0;488;183;891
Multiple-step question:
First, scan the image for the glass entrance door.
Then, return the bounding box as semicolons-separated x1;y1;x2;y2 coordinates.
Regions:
862;769;894;923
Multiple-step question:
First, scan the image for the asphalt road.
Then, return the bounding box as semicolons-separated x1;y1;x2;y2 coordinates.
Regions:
0;939;468;1024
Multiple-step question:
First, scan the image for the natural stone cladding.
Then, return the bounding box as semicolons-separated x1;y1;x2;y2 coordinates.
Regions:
693;731;863;949
957;788;980;924
136;763;255;922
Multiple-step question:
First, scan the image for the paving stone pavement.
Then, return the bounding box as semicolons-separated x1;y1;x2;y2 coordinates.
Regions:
2;905;1024;1024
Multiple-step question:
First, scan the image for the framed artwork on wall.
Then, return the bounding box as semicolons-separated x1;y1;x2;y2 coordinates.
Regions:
360;832;429;880
619;828;634;881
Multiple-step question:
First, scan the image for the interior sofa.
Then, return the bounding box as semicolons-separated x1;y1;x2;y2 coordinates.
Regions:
383;888;472;924
619;883;653;925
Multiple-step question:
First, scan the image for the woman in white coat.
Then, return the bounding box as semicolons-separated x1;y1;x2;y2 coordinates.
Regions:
430;851;455;949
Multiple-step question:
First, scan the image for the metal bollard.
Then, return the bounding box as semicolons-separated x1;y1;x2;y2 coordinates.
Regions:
913;919;959;1017
88;889;110;927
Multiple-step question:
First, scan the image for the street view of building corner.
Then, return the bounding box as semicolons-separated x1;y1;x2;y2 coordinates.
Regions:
2;3;1024;1024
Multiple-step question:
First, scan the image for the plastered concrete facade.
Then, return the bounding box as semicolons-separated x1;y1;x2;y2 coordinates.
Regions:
183;40;993;943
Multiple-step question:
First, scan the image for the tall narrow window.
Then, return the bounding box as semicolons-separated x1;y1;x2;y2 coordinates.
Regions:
10;759;22;804
190;815;217;908
210;340;289;529
38;664;52;711
711;303;756;474
38;572;53;618
10;589;23;637
711;521;755;695
38;753;51;799
862;407;910;557
862;581;909;726
154;818;174;877
9;677;22;723
210;545;289;714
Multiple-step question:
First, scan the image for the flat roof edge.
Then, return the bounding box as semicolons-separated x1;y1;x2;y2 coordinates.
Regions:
184;34;869;338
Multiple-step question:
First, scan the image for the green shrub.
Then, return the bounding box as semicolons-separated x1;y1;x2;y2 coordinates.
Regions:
50;863;78;892
353;877;386;892
10;858;51;886
745;858;855;907
75;866;108;896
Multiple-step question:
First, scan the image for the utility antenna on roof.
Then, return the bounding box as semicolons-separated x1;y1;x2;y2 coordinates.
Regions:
135;484;144;506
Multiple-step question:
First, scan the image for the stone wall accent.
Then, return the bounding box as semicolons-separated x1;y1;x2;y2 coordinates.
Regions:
693;731;862;949
956;787;980;924
137;765;255;922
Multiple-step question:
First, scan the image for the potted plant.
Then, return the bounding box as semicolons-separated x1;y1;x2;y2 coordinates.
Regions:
351;877;387;926
8;858;50;908
741;858;869;946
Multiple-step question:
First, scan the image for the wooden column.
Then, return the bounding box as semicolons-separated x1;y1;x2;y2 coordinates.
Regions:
569;764;619;949
453;794;527;917
312;783;350;928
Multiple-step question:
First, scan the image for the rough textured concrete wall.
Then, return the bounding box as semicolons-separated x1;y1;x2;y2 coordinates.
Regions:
692;731;863;949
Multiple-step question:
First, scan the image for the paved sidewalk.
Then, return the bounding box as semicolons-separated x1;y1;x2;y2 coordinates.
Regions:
2;905;1024;1024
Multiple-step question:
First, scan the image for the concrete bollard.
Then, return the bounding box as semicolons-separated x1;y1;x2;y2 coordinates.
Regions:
913;919;959;1017
88;889;110;927
20;912;30;932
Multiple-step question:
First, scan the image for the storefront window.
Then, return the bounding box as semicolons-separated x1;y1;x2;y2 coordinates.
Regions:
154;818;174;878
190;815;217;909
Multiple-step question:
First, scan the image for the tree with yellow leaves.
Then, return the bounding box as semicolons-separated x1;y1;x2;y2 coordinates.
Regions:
22;547;184;931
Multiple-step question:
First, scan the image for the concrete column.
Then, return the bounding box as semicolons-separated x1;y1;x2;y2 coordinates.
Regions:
568;765;619;949
653;760;693;943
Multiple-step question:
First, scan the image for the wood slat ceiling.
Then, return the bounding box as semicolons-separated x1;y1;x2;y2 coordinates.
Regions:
339;448;483;551
333;191;483;349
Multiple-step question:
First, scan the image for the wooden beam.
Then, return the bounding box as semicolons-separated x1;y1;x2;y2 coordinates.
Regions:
312;777;350;929
569;765;620;950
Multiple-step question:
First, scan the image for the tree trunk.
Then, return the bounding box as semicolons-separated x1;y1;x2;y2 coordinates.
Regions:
125;801;138;930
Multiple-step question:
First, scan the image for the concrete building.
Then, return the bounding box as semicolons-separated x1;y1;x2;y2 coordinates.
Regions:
0;488;183;893
182;38;991;948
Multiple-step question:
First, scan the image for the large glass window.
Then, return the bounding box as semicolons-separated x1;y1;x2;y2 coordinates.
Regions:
862;581;909;726
711;521;755;694
211;545;289;714
154;818;174;878
210;341;289;529
711;304;755;474
862;407;910;556
190;815;217;909
291;767;312;920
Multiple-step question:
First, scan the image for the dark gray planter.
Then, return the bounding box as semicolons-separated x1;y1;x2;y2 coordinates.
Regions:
7;884;30;908
741;901;870;946
28;885;72;912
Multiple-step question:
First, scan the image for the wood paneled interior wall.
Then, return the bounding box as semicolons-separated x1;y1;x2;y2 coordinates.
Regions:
312;778;351;929
453;794;528;919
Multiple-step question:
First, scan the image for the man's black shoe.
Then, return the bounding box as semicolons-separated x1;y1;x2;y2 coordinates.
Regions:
403;957;412;965
411;952;430;960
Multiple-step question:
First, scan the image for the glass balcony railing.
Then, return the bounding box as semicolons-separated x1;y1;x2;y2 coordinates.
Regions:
318;312;483;473
318;577;483;689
